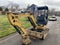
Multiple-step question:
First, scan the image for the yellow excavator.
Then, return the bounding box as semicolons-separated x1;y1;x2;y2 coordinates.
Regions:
7;6;49;45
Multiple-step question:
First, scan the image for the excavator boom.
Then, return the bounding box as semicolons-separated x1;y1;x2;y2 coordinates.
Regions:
7;12;31;45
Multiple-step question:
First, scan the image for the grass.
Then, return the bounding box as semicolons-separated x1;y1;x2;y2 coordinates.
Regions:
20;17;31;28
0;15;31;38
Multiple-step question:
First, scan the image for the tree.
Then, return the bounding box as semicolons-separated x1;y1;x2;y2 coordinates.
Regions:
7;2;19;12
0;7;3;11
5;8;9;11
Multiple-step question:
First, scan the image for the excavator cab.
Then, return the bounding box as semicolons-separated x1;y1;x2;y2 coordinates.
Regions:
26;6;49;40
36;6;48;26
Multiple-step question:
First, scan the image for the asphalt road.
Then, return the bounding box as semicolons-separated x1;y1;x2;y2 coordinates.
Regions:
0;17;60;45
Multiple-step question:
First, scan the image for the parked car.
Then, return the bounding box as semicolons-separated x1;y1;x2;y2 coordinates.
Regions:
49;15;57;21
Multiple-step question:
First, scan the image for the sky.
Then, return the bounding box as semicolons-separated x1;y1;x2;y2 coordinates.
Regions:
0;0;60;11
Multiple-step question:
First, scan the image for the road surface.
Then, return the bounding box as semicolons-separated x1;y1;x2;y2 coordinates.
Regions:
0;17;60;45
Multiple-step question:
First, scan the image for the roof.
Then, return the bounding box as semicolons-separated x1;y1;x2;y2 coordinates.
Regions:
37;6;48;10
27;4;37;10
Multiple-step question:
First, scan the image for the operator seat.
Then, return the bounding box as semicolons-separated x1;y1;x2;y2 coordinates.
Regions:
36;14;47;25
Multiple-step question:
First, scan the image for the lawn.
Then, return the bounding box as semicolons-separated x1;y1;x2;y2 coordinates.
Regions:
0;15;31;38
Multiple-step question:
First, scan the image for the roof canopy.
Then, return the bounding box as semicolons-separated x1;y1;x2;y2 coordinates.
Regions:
37;6;48;10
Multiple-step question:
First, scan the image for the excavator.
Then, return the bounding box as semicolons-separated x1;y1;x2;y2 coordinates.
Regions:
7;6;49;45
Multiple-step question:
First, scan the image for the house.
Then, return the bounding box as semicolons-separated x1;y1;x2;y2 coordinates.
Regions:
27;4;38;15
